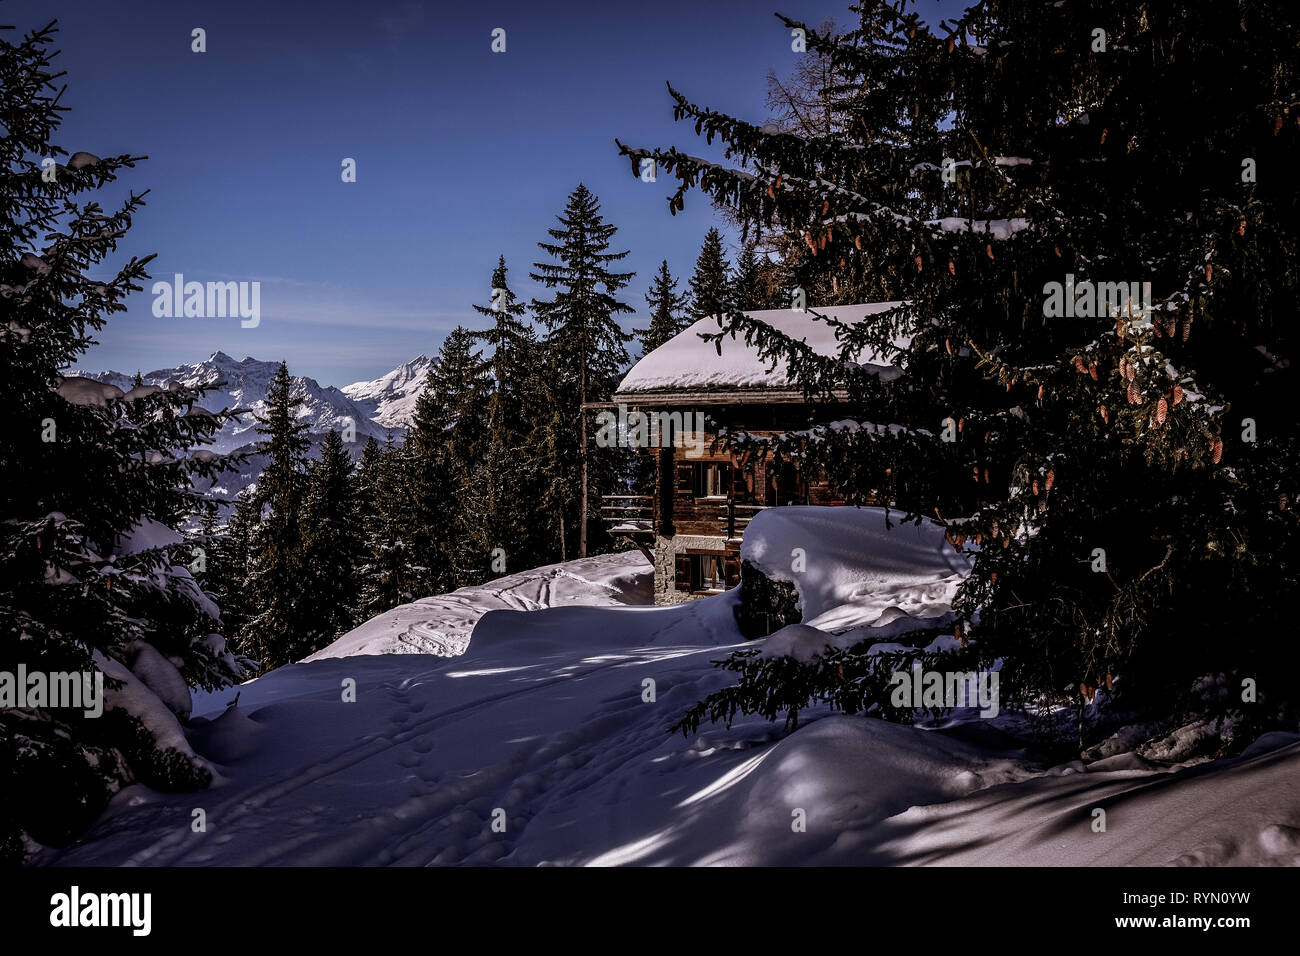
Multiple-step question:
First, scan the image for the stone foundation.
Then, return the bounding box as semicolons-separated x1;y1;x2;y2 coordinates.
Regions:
652;533;728;605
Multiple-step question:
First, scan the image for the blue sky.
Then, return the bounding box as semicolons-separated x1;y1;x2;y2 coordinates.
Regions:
21;0;961;385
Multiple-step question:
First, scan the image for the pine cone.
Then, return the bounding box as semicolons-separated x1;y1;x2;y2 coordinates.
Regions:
1045;469;1055;491
948;260;956;275
1100;404;1109;424
1212;438;1223;464
1156;396;1168;424
1182;317;1192;341
1172;384;1184;405
915;254;924;272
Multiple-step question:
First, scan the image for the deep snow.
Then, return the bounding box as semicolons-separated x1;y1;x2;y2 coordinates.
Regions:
615;303;911;395
40;510;1300;867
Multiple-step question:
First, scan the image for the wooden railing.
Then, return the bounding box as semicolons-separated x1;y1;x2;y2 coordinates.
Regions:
717;501;766;540
600;495;654;533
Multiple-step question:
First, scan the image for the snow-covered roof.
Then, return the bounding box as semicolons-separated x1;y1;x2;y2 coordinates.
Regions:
615;302;907;399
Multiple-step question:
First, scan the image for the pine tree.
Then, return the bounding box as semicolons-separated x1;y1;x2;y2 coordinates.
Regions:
356;435;417;618
406;327;490;590
619;1;1300;748
731;240;785;312
0;20;248;861
239;361;310;671
639;259;689;354
468;257;548;577
530;184;636;558
686;227;732;323
299;429;363;653
208;488;259;642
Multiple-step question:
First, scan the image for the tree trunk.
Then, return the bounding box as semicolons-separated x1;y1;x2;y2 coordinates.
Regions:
579;415;588;558
579;344;589;559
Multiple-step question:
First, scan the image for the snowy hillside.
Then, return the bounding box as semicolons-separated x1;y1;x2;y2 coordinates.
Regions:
342;354;434;430
42;509;1300;867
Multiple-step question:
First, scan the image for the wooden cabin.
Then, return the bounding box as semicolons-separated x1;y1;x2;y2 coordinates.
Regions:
596;302;904;605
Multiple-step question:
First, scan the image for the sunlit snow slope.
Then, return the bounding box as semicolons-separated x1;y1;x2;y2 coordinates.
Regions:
44;510;1300;867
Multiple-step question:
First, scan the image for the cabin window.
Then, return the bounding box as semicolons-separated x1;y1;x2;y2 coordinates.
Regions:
692;462;731;498
687;552;726;592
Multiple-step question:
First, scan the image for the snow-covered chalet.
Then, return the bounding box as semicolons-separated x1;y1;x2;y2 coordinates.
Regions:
599;302;905;605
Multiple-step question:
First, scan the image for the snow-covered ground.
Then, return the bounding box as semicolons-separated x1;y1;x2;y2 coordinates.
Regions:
307;551;652;660
40;509;1300;867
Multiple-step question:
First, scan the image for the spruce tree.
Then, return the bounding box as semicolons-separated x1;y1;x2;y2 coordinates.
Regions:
732;240;785;312
620;0;1300;748
0;20;247;860
299;429;363;653
530;184;636;558
406;326;490;590
239;361;310;671
639;259;689;354
356;435;417;618
208;487;259;642
686;227;732;322
468;257;547;577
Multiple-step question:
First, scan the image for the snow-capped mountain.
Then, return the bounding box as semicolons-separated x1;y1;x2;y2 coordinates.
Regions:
341;354;432;430
66;351;428;511
68;351;392;455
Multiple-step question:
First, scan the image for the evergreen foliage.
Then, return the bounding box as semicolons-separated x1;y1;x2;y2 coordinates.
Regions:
618;0;1300;747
